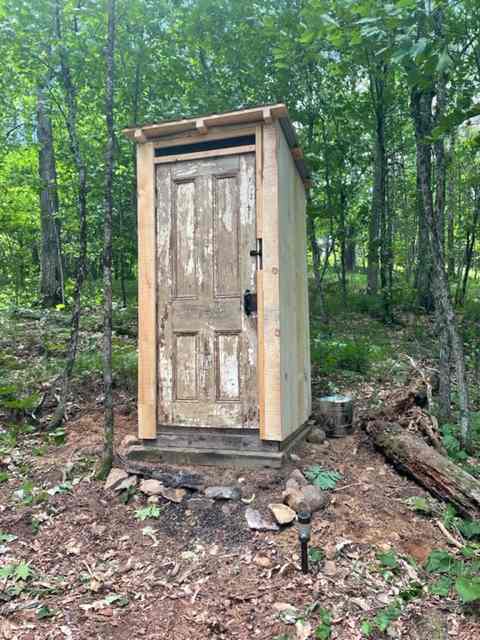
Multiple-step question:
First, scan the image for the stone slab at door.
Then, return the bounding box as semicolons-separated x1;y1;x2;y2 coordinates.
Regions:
156;152;258;429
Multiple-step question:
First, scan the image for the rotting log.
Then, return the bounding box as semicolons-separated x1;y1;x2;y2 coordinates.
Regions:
368;422;480;519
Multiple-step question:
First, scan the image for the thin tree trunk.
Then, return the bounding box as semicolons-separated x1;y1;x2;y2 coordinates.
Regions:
36;78;64;307
414;154;434;311
457;190;480;307
446;134;456;280
411;83;470;448
50;0;88;429
432;69;451;422
367;67;387;296
339;188;347;299
98;0;116;479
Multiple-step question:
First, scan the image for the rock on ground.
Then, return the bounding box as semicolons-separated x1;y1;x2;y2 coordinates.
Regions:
306;427;326;444
245;507;279;531
204;486;241;500
115;475;137;492
283;484;329;513
104;468;129;491
301;484;329;512
160;487;186;503
269;503;296;525
288;469;308;487
139;479;164;496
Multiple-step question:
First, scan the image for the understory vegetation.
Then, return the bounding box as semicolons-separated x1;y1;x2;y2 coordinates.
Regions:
2;0;480;637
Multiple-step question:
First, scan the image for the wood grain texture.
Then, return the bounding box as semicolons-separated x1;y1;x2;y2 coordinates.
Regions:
255;123;266;437
137;142;157;439
156;153;258;429
261;123;282;441
124;104;288;141
153;144;255;164
152;124;256;149
276;122;311;439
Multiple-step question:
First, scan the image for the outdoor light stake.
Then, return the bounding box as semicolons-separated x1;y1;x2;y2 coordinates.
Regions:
297;506;311;574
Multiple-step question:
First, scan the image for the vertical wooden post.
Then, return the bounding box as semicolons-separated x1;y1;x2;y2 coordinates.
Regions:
137;141;157;439
261;123;282;441
255;124;266;438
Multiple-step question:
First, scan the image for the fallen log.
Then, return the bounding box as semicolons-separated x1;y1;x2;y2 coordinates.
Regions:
368;422;480;519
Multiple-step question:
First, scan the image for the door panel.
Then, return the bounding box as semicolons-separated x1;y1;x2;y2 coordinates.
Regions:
156;153;257;429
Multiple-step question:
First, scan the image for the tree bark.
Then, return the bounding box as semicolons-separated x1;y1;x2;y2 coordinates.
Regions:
369;423;480;519
36;79;64;307
411;84;471;448
50;0;88;429
456;190;480;307
414;153;434;312
367;66;387;296
98;0;116;479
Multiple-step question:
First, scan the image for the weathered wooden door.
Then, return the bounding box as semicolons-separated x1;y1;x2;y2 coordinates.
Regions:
156;152;258;429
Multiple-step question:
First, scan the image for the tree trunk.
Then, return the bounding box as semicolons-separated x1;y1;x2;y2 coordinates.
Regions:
36;79;64;307
98;0;116;479
446;134;456;280
414;155;434;312
367;67;387;296
456;189;480;307
411;83;471;449
50;0;88;429
344;225;356;272
369;423;480;519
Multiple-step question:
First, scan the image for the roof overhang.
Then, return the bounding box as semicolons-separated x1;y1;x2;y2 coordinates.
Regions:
123;103;310;183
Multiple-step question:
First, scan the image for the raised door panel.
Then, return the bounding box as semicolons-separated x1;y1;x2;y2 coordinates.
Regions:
155;152;257;429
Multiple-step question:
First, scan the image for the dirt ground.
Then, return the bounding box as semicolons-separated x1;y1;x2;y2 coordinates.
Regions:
1;394;479;640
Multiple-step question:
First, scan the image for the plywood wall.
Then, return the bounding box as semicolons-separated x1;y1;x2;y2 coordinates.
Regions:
275;122;311;440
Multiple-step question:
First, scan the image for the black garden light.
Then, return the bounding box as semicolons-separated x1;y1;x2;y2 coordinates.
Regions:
297;504;311;574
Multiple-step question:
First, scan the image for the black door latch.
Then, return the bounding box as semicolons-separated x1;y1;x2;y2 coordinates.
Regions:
243;289;257;316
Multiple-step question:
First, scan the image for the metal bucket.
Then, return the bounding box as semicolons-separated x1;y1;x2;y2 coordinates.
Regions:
316;394;354;438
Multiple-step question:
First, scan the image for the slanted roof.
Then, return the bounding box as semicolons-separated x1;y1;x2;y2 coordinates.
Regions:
123;103;310;182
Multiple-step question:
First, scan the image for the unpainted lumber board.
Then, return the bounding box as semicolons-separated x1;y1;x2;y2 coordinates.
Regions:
137;142;157;439
261;123;282;441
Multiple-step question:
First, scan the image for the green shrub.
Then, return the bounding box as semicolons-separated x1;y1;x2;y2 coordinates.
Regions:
311;338;370;374
74;345;137;392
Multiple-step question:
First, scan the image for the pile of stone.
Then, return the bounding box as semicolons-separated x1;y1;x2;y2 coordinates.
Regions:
245;468;329;532
104;466;329;531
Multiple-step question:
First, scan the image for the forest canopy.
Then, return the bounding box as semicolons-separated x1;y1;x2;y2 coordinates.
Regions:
1;0;480;444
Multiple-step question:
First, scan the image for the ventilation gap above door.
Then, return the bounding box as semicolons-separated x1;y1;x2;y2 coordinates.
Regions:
154;134;255;157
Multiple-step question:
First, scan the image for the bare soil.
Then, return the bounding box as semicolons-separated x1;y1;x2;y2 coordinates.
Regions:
1;395;479;639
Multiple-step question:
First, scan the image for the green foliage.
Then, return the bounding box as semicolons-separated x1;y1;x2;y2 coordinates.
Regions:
314;608;332;640
48;428;67;446
377;550;400;571
308;547;325;565
311;337;370;374
37;606;55;620
0;531;17;543
455;576;480;603
425;549;458;574
135;505;161;521
361;601;402;637
425;548;480;603
458;519;480;540
441;424;469;463
304;465;342;490
0;562;32;581
404;496;435;515
429;575;453;597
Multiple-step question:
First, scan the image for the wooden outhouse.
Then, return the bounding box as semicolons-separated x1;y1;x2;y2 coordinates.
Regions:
124;104;311;467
